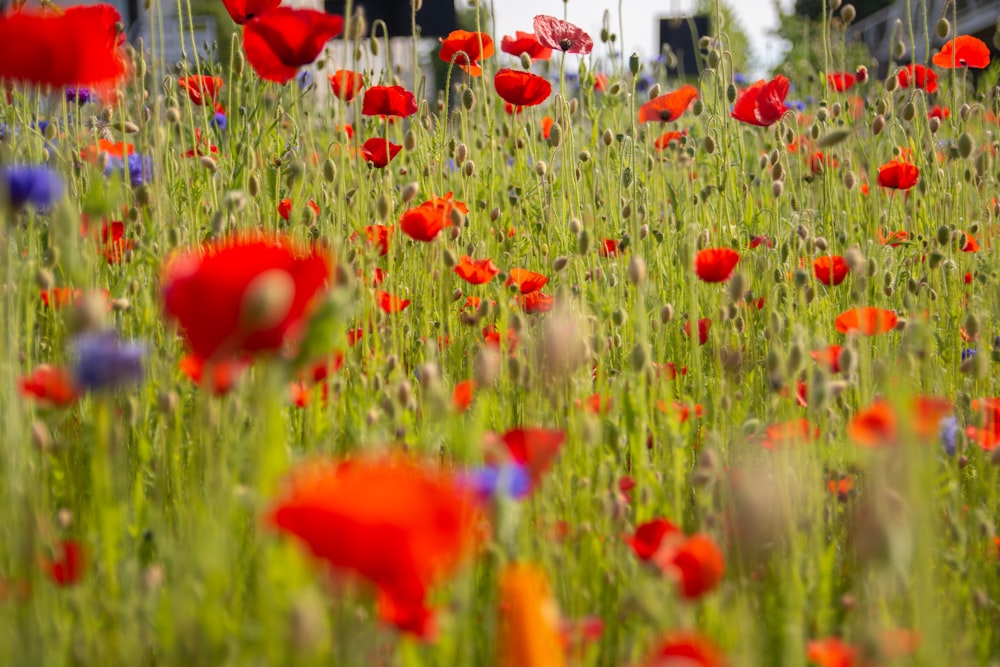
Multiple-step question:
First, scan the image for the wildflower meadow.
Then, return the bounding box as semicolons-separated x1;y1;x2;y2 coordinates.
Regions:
1;0;1000;665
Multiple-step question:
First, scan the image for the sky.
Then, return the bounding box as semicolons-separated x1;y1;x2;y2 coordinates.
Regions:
488;0;795;77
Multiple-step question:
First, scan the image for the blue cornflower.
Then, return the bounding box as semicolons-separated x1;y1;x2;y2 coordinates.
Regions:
105;154;154;186
66;88;95;105
212;112;227;130
457;464;532;503
635;74;655;92
733;72;749;86
296;69;315;90
787;99;807;112
961;348;977;362
939;416;958;456
72;332;146;392
1;165;63;210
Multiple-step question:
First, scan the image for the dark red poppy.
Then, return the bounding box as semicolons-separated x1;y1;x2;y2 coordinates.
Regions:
684;318;712;345
500;31;552;61
731;75;790;127
277;198;320;222
933;35;990;69
179;354;250;395
43;540;85;586
362;85;418;118
826;72;856;91
835;307;897;335
533;15;593;55
694;248;740;283
178;75;222;106
518;291;554;314
813;256;849;286
161;235;332;361
19;365;79;407
494;68;552;108
625;518;680;561
242;8;344;84
877;160;919;190
376;290;410;313
328;69;364;101
0;5;129;93
641;632;724;667
599;239;620;257
438;30;494;76
750;235;774;249
361;137;402;168
896;64;938;93
220;0;280;24
506;268;548;294
638;85;698;123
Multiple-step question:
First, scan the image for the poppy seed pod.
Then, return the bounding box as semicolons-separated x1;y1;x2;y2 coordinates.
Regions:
936;17;951;39
548;123;562;147
703;136;716;154
463;160;475;177
929;117;940;134
462;87;475;110
629;52;640;75
627;255;647;286
402;182;419;203
520;52;532;70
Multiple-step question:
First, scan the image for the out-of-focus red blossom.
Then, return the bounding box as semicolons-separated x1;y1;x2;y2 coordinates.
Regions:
965;397;1000;451
638;85;699;123
179;354;250;396
750;235;774;249
625;518;680;561
220;0;280;24
438;30;494;76
183;128;219;158
694;248;740;283
655;401;704;422
807;637;857;667
684;318;712;345
19;365;79;407
268;457;481;638
328;69;364;101
896;63;938;93
618;476;636;501
506;268;548;294
877;229;909;246
809;151;837;174
0;5;129;93
928;104;950;119
242;8;344;84
494;68;552;107
161;235;331;361
81;216;133;264
81;139;133;163
661;533;725;599
376;290;410;313
503;102;524;115
518;291;554;314
933;34;991;68
277;198;320;222
497;563;566;667
541;115;555;139
835;307;897;335
43;540;85;586
351;225;393;256
877;160;919;190
731;75;790;127
826;72;855;91
40;288;80;308
398;193;467;242
762;419;817;449
592;72;608;92
362;85;418;118
880;629;921;659
813;256;849;286
599;239;620;257
452;380;476;412
501;31;553;61
827;476;854;499
961;231;980;252
640;632;724;667
577;393;611;414
178;75;222;105
532;14;593;55
487;428;565;488
482;324;520;351
654;130;686;149
454;256;499;285
849;396;952;447
811;344;843;373
361;137;402;168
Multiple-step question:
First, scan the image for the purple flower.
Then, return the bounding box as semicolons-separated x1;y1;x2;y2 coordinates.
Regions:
939;416;958;456
457;464;531;502
212;112;227;130
961;348;977;362
105;154;154;186
72;332;146;392
66;88;95;105
296;69;315;90
1;165;63;210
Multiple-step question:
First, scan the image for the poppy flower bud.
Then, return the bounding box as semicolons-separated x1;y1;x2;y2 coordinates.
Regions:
578;150;591;163
443;249;457;268
965;313;980;339
772;181;784;198
400;182;419;204
771;161;783;181
703;135;716;154
36;268;54;290
551;256;569;272
475;346;501;386
627;255;647;286
855;65;868;84
547;122;562;147
166;107;181;124
630;343;648;371
844;246;866;273
518;52;532;70
728;272;747;302
629;52;640;75
464;160;476;177
893;39;906;60
935;17;951;39
199;156;218;172
660;304;673;323
248;174;260;197
647;83;661;100
959;132;975;159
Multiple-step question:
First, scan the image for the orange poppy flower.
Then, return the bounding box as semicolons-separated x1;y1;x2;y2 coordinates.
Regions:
500;31;552;61
961;231;980;252
640;632;724;667
813;256;849;286
541;115;554;139
654;130;685;149
454;256;499;285
807;637;857;667
18;365;79;407
827;476;854;498
835;307;897;335
438;30;494;76
178;75;223;106
376;290;410;313
353;224;393;256
398;193;467;243
638;84;698;123
933;35;990;69
876;229;909;246
848;401;898;447
494;68;552;107
694;248;740;283
497;563;565;667
452;379;476;412
655;533;725;599
518;291;554;314
877;160;919;190
179;353;250;395
507;268;548;294
80;139;134;163
810;344;843;373
762;419;817;449
268;457;481;637
328;69;363;101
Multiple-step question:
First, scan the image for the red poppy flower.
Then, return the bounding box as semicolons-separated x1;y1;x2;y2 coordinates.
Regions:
161;235;332;361
243;8;344;84
896;64;938;93
40;287;83;309
848;401;898;447
362;85;418;118
641;632;724;667
877;229;909;246
684;318;712;345
488;428;565;487
43;539;85;586
361;137;402;168
811;344;843;373
809;151;837;174
506;268;548;294
179;353;250;395
826;72;856;91
807;637;858;667
454;256;499;285
654;131;685;149
961;231;980;252
835;307;897;335
694;248;740;283
533;15;593;55
277;198;320;222
592;72;608;92
518;291;554;314
19;365;79;407
541;116;555;139
81;215;134;264
625;518;680;561
659;533;725;599
813;256;849;286
750;234;774;249
638;85;698;123
933;35;990;69
438;30;494;76
352;224;393;256
268;457;481;637
731;75;790;127
178;75;222;106
398;193;467;242
494;68;552;108
376;290;410;313
762;419;817;449
81;139;134;163
827;476;854;499
0;5;129;92
928;104;950;119
501;31;552;61
452;379;476;412
877;160;919;190
599;239;620;257
328;69;364;101
220;0;280;24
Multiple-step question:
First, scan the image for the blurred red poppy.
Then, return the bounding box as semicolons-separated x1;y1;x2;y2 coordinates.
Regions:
750;235;774;249
640;632;724;667
762;419;817;449
807;637;857;667
927;104;950;119
487;428;565;488
654;131;685;149
835;307;897;335
243;8;344;83
376;290;410;313
497;563;566;667
877;160;919;190
453;380;476;412
19;365;79;407
684;318;712;345
81;216;134;264
178;75;222;106
500;31;553;61
659;533;725;599
533;15;593;55
269;457;481;637
438;30;494;76
81;139;134;163
351;224;393;256
277;198;320;222
362;85;418;118
43;540;85;586
731;75;790;127
695;248;740;283
40;288;81;308
809;151;837;174
625;518;680;561
455;256;499;285
826;72;856;91
599;239;620;257
638;85;698;123
221;0;280;24
896;64;938;93
494;68;552;107
518;291;554;314
933;35;990;68
179;354;250;395
361;137;402;168
876;229;909;246
961;231;980;252
507;268;548;294
541;116;555;139
328;69;364;101
810;344;843;373
848;401;898;447
161;235;332;361
813;256;849;286
0;5;129;92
